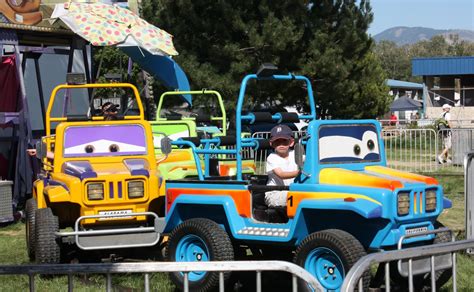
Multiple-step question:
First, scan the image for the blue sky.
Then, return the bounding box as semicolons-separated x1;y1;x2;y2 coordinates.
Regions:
368;0;474;35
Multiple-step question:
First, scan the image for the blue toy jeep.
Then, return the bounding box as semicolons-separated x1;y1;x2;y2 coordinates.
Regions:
161;66;452;291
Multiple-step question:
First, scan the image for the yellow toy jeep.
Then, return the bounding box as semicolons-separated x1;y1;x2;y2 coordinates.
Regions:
25;81;168;264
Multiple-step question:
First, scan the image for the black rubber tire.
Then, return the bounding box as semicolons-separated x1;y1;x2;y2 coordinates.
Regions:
25;198;37;261
166;218;234;291
294;229;369;291
34;208;60;264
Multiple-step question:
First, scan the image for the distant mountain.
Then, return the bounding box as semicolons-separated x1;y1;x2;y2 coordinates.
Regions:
373;26;474;45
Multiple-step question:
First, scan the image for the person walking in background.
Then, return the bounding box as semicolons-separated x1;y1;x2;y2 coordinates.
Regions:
437;104;453;164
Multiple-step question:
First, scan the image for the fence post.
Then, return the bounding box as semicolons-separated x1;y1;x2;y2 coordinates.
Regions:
219;272;224;292
292;275;298;292
68;274;73;292
256;271;262;292
29;273;35;292
106;273;112;292
144;273;150;292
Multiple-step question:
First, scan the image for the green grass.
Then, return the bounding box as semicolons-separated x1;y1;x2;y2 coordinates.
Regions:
441;253;474;291
434;174;465;233
0;223;174;291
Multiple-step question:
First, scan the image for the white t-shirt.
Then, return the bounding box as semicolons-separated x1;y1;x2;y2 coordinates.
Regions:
442;111;451;121
266;150;298;186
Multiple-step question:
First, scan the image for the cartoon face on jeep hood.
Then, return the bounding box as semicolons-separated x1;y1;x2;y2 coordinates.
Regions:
63;124;147;157
319;124;380;164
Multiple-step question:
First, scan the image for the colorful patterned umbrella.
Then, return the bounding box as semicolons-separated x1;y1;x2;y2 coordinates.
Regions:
51;2;178;56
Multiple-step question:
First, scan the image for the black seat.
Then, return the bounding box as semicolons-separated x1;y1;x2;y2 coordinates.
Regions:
251;191;269;222
265;207;288;223
252;191;267;208
250;180;289;223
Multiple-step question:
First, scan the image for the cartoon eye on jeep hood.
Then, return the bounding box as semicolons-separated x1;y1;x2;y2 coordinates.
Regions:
319;124;380;163
63;125;147;157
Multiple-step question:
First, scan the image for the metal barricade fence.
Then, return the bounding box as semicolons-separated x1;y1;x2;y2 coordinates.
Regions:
447;129;474;167
380;119;474;129
382;128;439;172
0;260;324;292
465;152;474;254
342;237;474;292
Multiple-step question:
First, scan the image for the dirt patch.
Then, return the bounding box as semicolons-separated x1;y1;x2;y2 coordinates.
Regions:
0;230;22;236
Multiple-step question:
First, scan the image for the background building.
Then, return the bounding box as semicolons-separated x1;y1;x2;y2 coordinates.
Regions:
413;56;474;122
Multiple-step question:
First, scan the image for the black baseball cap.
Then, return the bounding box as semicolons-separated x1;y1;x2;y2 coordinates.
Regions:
270;124;293;141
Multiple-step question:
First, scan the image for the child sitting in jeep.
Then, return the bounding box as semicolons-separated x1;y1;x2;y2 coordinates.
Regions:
265;125;299;207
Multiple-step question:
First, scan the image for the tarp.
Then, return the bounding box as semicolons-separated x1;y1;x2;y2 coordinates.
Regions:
121;46;192;105
389;95;422;111
0;55;19;180
0;55;19;112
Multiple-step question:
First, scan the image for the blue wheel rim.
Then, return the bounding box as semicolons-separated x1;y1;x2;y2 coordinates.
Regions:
304;247;345;291
175;234;210;281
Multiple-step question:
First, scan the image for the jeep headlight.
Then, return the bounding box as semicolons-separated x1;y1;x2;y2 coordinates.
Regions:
425;189;437;212
87;183;104;200
128;180;144;198
397;191;410;216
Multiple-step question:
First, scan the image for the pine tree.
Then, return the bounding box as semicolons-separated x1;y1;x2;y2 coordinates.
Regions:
143;0;389;119
302;0;389;118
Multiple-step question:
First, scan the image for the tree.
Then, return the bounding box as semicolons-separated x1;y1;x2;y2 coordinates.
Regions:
92;46;149;85
301;0;390;119
374;41;412;81
143;0;389;119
